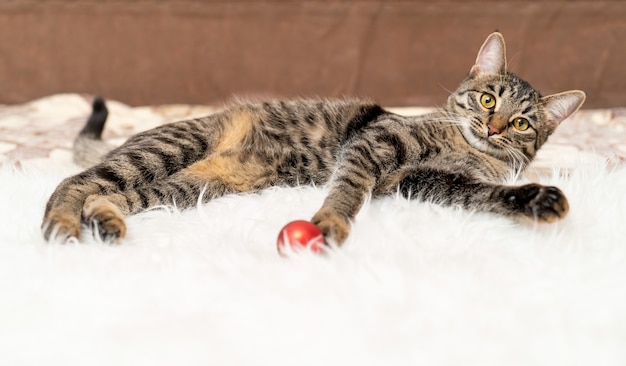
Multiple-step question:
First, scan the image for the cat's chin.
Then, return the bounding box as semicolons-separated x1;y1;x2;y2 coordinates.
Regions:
461;127;509;158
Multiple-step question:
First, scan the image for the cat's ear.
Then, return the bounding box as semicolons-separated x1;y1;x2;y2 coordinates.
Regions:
469;32;507;77
541;90;586;131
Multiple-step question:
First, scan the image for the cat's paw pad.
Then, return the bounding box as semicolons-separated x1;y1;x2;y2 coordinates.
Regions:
505;183;569;222
311;208;351;245
83;196;127;241
42;211;81;242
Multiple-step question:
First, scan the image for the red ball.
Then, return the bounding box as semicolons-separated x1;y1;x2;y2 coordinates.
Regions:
276;220;325;256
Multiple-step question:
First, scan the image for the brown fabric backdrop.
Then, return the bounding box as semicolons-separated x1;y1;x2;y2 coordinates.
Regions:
1;1;624;108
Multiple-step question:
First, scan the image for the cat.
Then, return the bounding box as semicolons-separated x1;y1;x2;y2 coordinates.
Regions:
42;32;585;245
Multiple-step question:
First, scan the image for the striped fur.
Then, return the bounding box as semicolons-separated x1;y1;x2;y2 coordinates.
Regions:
42;32;586;244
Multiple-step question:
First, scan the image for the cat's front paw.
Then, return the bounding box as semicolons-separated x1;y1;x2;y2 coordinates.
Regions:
504;183;569;222
311;208;351;245
83;195;127;242
42;210;81;242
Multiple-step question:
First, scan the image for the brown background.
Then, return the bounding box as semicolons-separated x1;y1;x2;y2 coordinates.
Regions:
0;1;624;108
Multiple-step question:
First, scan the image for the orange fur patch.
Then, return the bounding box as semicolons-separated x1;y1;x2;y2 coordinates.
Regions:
180;109;271;192
215;110;255;153
183;156;270;192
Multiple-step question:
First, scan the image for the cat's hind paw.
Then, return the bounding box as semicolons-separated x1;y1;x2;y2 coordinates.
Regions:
42;211;81;242
83;195;127;242
505;183;569;222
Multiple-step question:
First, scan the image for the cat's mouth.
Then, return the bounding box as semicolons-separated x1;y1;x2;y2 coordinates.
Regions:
485;134;503;147
462;122;508;158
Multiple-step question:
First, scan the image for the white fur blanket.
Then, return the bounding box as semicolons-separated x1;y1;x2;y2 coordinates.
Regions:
1;95;625;365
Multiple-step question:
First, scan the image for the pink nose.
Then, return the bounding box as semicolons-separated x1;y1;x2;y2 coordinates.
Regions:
488;124;501;136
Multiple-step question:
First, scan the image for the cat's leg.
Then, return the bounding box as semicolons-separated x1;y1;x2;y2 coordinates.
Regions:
79;152;276;240
43;111;246;241
43;142;213;241
310;123;410;245
42;161;148;241
396;168;569;222
310;146;390;245
42;149;210;241
42;170;103;241
80;174;231;241
311;172;375;245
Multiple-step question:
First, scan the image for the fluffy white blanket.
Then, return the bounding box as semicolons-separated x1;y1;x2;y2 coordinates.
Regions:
2;157;626;365
1;95;625;365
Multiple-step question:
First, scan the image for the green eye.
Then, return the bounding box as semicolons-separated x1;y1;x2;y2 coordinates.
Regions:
480;93;496;109
512;117;530;131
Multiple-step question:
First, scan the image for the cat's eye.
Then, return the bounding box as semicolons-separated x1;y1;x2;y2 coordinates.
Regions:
512;117;530;131
480;93;496;109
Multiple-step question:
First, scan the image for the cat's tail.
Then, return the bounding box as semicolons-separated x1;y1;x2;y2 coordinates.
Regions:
73;97;115;168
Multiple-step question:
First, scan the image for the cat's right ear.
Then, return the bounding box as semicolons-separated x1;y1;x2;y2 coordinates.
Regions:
469;32;507;77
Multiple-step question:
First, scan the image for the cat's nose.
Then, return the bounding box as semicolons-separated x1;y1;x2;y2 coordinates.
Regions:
487;114;507;136
487;124;501;136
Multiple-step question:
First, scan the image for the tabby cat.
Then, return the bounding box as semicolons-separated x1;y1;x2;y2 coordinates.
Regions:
42;32;585;244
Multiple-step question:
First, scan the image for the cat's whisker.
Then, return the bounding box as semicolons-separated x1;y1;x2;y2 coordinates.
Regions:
503;145;531;178
426;119;467;131
420;112;465;124
438;84;455;97
426;119;465;125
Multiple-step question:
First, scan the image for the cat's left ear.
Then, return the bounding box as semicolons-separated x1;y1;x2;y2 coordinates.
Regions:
541;90;586;132
469;32;507;77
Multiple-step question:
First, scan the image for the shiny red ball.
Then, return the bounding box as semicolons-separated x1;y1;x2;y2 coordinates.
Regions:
276;220;325;256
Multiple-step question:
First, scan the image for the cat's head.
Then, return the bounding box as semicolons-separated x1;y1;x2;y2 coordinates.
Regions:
449;32;585;164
